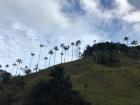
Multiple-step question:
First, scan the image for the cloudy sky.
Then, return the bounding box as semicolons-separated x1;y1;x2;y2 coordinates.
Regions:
0;0;140;73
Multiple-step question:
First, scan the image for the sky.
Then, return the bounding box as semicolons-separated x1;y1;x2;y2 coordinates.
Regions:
0;0;140;74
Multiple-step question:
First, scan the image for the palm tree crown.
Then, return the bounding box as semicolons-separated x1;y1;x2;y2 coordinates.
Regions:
124;36;129;46
131;40;138;46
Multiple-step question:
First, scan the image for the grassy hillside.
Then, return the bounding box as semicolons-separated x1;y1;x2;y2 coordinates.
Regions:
23;56;140;105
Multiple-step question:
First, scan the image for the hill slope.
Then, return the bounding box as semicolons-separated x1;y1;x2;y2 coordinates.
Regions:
23;57;140;105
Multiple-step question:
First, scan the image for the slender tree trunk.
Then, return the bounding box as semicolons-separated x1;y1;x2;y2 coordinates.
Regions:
79;48;81;59
127;40;128;46
54;51;56;65
16;64;20;76
37;48;41;71
49;55;51;67
29;57;33;69
61;54;62;64
72;46;73;61
11;66;14;74
64;51;66;63
44;60;47;68
67;50;69;61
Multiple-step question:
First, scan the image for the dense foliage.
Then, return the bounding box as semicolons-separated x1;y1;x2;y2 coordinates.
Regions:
22;66;90;105
83;42;140;65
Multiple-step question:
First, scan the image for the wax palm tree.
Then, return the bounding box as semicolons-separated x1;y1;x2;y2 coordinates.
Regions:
16;59;23;75
12;63;17;74
93;40;96;45
124;36;129;46
60;43;64;52
76;40;81;59
54;46;59;65
64;46;69;63
44;57;48;68
34;64;38;73
37;44;44;71
131;40;138;46
19;67;23;75
60;52;64;64
78;47;81;58
29;53;35;69
48;50;54;67
60;43;64;62
23;66;31;75
71;42;75;61
5;64;9;71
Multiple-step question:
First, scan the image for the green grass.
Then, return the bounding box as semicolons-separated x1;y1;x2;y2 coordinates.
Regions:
23;57;140;105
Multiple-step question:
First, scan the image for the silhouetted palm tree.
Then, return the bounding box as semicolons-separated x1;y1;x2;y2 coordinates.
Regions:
71;42;75;61
76;40;81;59
29;53;35;69
12;63;17;74
19;67;23;75
78;47;81;58
37;44;44;71
16;59;23;75
34;64;38;73
64;46;69;63
124;36;129;46
48;50;54;67
44;57;48;68
54;46;59;65
60;43;64;62
131;40;138;46
60;52;64;64
5;64;9;71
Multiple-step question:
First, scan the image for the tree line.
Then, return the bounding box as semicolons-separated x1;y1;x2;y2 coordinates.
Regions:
0;40;82;76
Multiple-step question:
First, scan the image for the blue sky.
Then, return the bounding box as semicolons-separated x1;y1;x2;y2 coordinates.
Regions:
0;0;140;74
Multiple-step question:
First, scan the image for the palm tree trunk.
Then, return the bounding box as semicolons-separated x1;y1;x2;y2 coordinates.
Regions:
67;50;69;61
61;54;62;64
44;60;47;68
54;51;56;65
49;55;51;67
16;64;19;76
64;51;66;63
37;48;41;71
72;46;73;61
11;66;14;74
29;57;33;69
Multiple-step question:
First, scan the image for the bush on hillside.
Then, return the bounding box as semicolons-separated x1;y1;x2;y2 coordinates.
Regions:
23;66;91;105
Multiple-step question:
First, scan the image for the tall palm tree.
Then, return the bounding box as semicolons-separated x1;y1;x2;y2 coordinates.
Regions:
54;46;59;65
44;57;48;68
78;47;81;58
19;67;23;75
34;64;38;73
64;46;69;63
5;64;9;71
60;43;64;52
16;59;23;75
71;42;75;61
48;50;54;67
37;44;44;71
60;43;64;63
76;40;81;59
124;36;129;46
60;52;64;64
29;53;35;69
131;40;138;46
12;63;17;74
93;40;96;45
